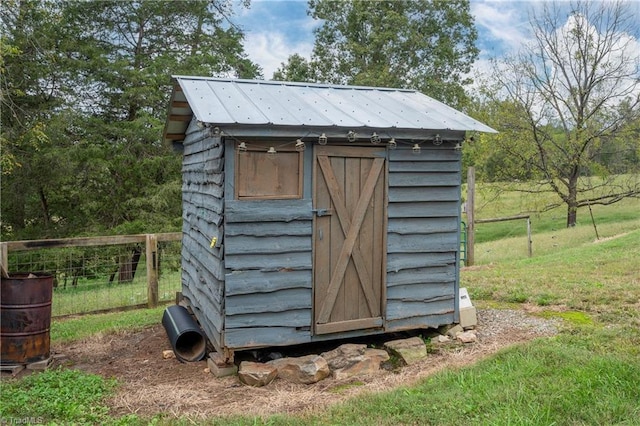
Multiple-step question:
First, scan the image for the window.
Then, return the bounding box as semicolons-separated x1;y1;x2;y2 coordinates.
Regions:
235;142;303;199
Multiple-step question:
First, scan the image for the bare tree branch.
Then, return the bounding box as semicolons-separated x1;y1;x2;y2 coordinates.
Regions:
485;0;640;227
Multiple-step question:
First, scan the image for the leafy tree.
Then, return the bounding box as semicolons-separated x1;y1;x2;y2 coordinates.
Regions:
307;0;478;108
481;0;640;227
273;53;313;82
1;0;260;240
0;0;84;237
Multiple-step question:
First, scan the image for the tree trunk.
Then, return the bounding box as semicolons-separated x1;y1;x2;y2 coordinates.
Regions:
566;176;579;227
567;204;578;228
118;246;142;283
39;186;50;228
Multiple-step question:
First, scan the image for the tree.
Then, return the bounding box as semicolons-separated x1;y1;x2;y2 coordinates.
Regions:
307;0;478;108
483;0;640;227
0;0;85;237
61;0;261;233
273;53;312;82
1;0;260;240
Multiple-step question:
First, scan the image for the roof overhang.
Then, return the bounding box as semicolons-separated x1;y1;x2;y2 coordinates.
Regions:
163;76;497;146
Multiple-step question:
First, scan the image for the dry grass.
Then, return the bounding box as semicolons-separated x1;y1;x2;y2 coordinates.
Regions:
54;314;557;422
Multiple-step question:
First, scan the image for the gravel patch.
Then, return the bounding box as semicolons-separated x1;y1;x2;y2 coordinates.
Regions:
477;308;562;340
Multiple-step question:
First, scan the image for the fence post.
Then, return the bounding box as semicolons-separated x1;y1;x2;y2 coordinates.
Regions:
527;217;533;257
1;242;8;275
146;234;159;308
466;167;475;266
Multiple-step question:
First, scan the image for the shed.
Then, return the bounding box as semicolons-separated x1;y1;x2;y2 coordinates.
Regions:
163;76;495;361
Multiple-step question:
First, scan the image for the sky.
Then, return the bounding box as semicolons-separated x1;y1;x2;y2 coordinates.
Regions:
232;0;640;80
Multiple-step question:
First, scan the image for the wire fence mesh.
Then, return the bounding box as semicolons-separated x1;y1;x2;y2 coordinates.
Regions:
3;234;181;317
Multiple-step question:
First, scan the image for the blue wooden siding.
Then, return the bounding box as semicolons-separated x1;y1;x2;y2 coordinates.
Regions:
385;147;461;331
182;136;462;351
180;124;225;351
222;141;314;349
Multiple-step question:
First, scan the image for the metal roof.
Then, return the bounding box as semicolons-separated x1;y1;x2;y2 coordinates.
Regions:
163;76;496;145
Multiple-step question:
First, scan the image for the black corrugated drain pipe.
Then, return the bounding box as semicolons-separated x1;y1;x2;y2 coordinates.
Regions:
162;305;206;362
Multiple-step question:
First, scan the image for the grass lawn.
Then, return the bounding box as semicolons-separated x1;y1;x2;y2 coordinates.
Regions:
52;268;181;317
1;186;639;425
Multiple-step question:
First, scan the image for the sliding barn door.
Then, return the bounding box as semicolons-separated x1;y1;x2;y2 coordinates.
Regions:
313;145;386;334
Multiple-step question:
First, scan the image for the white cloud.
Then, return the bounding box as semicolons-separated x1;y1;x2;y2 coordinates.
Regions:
233;0;317;79
472;2;532;55
243;31;313;79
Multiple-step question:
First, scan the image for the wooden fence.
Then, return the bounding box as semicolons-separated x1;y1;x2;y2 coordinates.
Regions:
1;233;181;316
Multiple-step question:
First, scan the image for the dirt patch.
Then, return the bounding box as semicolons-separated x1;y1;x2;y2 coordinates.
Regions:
593;232;630;244
51;309;560;421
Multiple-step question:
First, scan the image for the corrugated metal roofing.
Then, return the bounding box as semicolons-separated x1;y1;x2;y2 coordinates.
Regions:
163;76;496;144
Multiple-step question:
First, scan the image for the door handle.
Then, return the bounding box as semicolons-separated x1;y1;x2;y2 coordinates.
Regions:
312;208;332;217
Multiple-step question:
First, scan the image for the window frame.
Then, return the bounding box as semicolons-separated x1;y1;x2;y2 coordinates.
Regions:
234;141;304;200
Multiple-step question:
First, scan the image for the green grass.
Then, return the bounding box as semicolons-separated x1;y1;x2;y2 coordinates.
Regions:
51;305;168;344
464;228;640;323
468;184;640;244
52;269;180;316
0;368;116;424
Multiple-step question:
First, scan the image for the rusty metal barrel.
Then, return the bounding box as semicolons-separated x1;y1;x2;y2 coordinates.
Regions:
0;273;54;365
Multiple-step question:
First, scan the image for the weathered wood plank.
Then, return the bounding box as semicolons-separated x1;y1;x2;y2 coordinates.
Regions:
225;235;311;255
181;259;224;304
224;327;311;349
184;192;224;213
387;232;459;253
225;288;311;315
183;230;223;267
181;284;224;339
183;223;223;251
225;199;313;223
225;309;311;328
184;232;223;261
183;210;223;235
187;309;222;352
315;317;383;334
183;151;224;170
388;201;460;218
386;252;456;272
386;298;455;320
157;232;182;242
183;205;223;228
182;251;224;285
389;147;461;162
225;220;311;237
182;169;224;185
387;267;456;287
4;233;180;251
204;158;224;174
225;269;312;296
386;281;454;300
387;217;459;235
182;238;224;282
309;326;386;343
183;182;224;199
183;135;222;149
388;172;460;187
182;130;215;148
388;186;460;202
225;251;312;271
385;312;455;332
182;284;224;328
389;161;459;173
